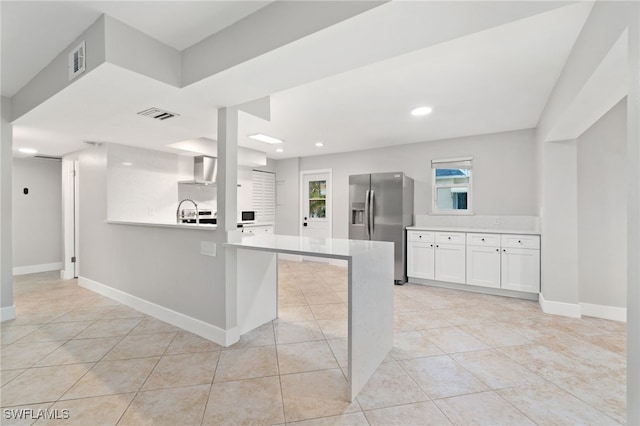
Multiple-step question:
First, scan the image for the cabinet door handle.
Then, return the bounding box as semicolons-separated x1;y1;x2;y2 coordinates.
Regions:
448;237;451;240
419;235;422;239
518;240;522;244
481;238;485;242
436;245;439;248
503;249;506;252
430;244;433;247
496;249;499;252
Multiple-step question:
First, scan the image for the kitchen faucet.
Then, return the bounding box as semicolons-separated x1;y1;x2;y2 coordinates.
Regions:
176;199;199;224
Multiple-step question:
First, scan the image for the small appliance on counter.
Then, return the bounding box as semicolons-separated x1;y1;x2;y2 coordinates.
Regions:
241;211;256;223
179;209;216;224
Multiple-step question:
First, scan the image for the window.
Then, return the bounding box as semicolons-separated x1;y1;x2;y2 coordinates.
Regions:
252;170;276;222
308;180;327;219
432;157;472;214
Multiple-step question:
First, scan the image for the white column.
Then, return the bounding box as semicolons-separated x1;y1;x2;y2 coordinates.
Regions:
627;3;640;422
1;96;15;321
217;107;240;341
217;107;238;232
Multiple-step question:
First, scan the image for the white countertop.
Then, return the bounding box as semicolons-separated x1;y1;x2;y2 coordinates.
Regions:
407;226;540;235
226;234;393;259
107;220;217;230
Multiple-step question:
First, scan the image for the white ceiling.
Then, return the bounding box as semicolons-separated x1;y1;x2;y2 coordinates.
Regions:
0;1;270;97
4;1;594;160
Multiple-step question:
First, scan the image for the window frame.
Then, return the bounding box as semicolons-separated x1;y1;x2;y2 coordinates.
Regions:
431;157;473;215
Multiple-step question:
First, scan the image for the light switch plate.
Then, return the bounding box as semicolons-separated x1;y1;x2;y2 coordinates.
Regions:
201;241;216;257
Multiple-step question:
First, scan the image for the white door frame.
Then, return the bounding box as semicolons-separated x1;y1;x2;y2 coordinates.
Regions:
299;169;333;239
61;158;78;280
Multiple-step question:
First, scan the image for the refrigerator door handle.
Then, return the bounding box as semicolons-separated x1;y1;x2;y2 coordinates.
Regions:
364;190;371;238
369;190;375;236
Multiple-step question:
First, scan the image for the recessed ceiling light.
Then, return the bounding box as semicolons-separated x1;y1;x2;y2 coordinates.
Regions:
275;148;284;153
18;148;38;155
410;106;433;116
248;133;283;144
122;162;133;166
315;142;324;147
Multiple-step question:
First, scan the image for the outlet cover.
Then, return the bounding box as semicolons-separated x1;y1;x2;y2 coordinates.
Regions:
201;241;216;257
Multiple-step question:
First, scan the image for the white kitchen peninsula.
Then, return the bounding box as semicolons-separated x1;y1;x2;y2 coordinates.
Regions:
225;235;394;401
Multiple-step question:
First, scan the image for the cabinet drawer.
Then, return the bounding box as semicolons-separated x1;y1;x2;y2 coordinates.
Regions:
435;232;465;245
242;226;273;236
466;233;501;247
501;234;540;249
407;231;434;243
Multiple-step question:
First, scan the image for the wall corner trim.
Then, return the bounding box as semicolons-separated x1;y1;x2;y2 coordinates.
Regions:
538;292;581;318
78;276;237;347
580;302;627;322
0;305;16;322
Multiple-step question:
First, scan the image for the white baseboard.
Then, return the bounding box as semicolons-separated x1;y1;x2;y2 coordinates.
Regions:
78;276;236;347
408;277;539;301
13;262;63;276
1;305;16;322
539;293;581;318
580;302;626;322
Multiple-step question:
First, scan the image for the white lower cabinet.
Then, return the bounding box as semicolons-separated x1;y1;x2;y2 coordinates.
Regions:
466;245;501;288
434;242;465;284
501;247;540;293
407;241;435;280
408;230;540;296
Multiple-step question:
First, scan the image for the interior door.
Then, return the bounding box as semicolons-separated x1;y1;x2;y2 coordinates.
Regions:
301;171;331;262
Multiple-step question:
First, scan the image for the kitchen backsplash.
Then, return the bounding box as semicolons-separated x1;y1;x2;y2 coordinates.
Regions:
414;214;540;232
178;184;217;211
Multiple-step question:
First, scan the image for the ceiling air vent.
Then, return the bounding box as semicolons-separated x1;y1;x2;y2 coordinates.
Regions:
137;107;180;121
68;41;86;81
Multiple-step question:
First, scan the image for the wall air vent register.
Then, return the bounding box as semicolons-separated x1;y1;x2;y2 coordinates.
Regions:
137;108;180;121
68;41;86;81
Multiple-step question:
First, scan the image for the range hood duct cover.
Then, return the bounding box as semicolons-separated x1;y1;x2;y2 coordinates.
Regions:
181;155;217;185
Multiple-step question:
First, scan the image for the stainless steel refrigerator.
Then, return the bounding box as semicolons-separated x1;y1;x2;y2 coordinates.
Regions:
349;172;414;284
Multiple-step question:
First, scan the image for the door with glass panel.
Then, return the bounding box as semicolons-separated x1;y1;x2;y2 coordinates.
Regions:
301;170;331;262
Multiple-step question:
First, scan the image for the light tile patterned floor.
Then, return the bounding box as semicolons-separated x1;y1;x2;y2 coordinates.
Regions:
1;260;626;425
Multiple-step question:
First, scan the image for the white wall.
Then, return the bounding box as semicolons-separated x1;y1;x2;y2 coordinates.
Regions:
12;16;106;121
288;129;537;239
1;97;14;319
12;157;62;274
529;2;638;420
104;15;180;88
541;140;579;306
107;143;180;223
274;157;300;236
79;144;229;331
577;99;627;308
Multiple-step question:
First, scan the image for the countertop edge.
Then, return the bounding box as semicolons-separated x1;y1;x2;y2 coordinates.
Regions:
407;226;540;235
225;234;393;259
107;220;218;230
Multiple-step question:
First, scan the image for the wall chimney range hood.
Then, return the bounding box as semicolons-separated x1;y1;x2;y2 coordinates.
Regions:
180;155;217;185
